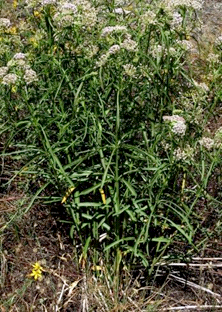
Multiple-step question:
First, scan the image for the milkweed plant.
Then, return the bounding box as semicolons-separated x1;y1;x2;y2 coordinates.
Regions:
0;0;222;279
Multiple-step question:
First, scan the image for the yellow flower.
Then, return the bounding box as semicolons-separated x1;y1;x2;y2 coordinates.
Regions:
32;262;43;271
8;27;17;35
28;262;44;281
11;86;17;93
29;37;38;48
34;11;41;18
13;0;18;8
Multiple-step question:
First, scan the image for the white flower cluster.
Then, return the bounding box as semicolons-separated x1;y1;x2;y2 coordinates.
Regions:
207;53;220;63
171;12;183;28
165;0;203;10
96;32;138;67
215;35;222;47
42;0;57;5
0;18;11;28
81;4;97;28
53;0;97;28
96;44;121;67
214;127;222;148
84;44;99;58
24;68;38;84
163;115;187;136
108;44;121;55
101;25;128;37
13;53;26;60
151;45;178;58
177;39;193;51
172;121;187;136
53;2;78;27
123;64;136;77
151;45;163;58
0;52;38;86
173;147;187;161
163;115;185;123
61;3;77;13
96;54;109;67
169;47;177;56
120;38;138;52
140;10;156;30
7;53;27;67
173;145;194;161
2;73;18;85
0;67;8;78
199;137;214;150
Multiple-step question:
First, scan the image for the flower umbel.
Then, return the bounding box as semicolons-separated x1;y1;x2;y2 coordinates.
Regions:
29;262;44;281
163;115;187;136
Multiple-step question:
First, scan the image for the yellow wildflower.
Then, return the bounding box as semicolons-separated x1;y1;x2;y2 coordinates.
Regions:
8;27;17;35
28;262;44;281
11;86;17;93
13;0;18;8
29;37;38;48
34;11;41;18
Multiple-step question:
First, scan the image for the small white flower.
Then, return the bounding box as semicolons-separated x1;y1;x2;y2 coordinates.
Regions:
0;67;8;78
140;10;156;26
163;115;185;123
207;53;219;63
171;12;183;28
123;64;136;77
23;69;38;84
108;44;120;55
101;25;128;37
0;18;11;28
173;145;194;161
120;38;138;52
7;58;26;68
165;0;203;10
163;115;186;136
151;45;163;58
2;73;18;85
42;0;56;5
172;121;187;136
85;45;99;58
96;54;109;67
178;40;193;51
113;8;131;14
13;53;26;60
215;35;222;46
53;13;74;27
173;147;187;161
199;137;214;150
61;3;78;14
169;47;177;55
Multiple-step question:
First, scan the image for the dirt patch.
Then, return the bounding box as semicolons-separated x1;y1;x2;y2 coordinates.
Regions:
0;203;82;311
